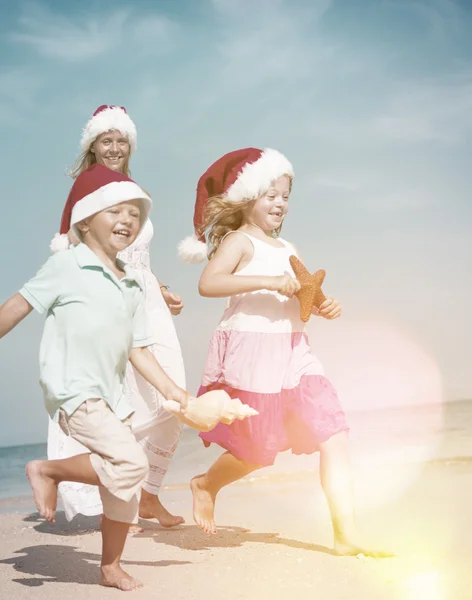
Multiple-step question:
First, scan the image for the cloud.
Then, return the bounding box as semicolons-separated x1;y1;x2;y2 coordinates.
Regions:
380;0;466;40
312;173;434;212
9;2;178;62
370;74;472;144
308;71;472;147
0;68;43;124
210;0;336;87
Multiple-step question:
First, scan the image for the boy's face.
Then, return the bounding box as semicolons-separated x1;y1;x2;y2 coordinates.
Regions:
77;200;142;254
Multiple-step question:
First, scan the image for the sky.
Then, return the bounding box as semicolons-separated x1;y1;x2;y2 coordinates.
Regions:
0;0;470;447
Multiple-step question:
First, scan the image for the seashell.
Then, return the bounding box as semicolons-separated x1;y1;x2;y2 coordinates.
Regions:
163;390;258;432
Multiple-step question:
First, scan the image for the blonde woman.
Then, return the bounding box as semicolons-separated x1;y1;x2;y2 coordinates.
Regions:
48;105;186;528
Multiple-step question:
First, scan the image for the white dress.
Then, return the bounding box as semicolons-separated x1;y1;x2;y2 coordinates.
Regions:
47;220;186;520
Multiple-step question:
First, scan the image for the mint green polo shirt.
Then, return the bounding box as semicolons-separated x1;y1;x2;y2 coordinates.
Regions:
19;243;154;422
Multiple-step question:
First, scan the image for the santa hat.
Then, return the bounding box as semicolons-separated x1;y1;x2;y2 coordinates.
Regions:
50;164;151;253
178;147;294;263
80;105;137;154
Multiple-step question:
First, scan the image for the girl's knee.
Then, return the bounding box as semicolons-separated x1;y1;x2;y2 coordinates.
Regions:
320;430;349;452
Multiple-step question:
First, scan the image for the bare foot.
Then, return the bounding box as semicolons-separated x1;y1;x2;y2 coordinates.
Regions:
25;461;58;523
101;564;143;591
139;492;184;528
190;475;216;535
334;537;396;558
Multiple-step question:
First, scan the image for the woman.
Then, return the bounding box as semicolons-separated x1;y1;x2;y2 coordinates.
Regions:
48;104;186;528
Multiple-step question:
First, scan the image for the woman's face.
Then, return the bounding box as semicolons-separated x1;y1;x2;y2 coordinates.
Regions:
91;130;130;173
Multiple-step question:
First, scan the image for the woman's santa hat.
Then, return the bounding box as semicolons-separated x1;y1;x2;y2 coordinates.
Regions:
178;147;294;263
80;105;137;154
50;164;151;253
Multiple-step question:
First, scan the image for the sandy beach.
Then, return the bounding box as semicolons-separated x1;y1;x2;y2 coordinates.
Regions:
1;401;471;599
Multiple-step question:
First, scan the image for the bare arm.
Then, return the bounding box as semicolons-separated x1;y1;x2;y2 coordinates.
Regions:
129;347;189;409
0;294;33;339
198;233;291;298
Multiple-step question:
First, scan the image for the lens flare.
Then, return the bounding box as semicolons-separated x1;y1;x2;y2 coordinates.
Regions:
306;318;444;509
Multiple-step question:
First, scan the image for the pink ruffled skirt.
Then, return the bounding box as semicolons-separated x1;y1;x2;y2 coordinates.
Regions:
198;374;349;466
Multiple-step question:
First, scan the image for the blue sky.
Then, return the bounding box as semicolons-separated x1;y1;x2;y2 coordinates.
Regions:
0;0;470;447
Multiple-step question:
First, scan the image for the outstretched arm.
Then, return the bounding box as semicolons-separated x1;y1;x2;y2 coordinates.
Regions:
129;347;189;409
0;294;33;339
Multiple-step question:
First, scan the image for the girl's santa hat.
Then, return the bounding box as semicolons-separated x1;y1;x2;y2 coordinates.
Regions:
50;164;151;253
178;147;294;263
80;105;137;154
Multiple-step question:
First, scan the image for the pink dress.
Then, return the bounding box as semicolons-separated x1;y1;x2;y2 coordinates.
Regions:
199;231;349;466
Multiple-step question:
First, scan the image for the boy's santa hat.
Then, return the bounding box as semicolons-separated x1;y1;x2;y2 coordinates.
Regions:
80;105;137;153
50;164;151;253
178;147;294;263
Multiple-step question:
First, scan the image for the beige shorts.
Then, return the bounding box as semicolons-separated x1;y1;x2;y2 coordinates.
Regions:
58;398;149;524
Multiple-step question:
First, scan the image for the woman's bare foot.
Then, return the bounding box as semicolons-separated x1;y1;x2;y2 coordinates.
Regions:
139;491;184;528
190;475;216;535
25;461;58;522
101;564;143;591
99;515;143;535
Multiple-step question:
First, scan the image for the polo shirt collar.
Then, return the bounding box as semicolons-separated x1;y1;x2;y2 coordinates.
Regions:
72;243;143;288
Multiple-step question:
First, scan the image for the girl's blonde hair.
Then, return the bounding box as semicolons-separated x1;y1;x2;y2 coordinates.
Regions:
200;175;292;259
67;133;131;179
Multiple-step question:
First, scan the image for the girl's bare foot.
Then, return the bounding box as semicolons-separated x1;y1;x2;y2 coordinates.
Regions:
101;564;143;591
139;492;184;528
334;536;396;558
25;461;58;522
190;475;216;535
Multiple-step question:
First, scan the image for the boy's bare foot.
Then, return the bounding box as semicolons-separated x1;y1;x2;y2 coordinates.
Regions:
25;461;58;523
101;565;143;591
139;492;184;528
334;536;396;558
190;475;216;535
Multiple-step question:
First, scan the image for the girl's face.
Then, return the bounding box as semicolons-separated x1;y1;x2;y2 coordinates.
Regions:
91;130;130;173
243;175;291;233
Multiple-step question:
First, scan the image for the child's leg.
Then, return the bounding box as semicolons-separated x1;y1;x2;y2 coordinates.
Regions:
29;400;149;590
137;410;185;528
100;515;142;591
319;431;393;557
191;451;262;534
26;453;100;522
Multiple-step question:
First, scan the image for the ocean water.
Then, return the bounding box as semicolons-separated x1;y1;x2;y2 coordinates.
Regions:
1;400;471;513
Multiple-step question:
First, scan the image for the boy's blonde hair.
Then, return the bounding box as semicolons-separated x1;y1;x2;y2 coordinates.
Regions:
200;176;292;259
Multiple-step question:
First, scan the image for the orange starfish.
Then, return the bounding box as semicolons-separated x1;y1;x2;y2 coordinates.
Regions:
289;255;326;323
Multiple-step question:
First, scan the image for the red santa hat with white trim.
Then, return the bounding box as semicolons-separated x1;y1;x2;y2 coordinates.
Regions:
178;147;294;263
50;164;151;253
81;104;137;153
